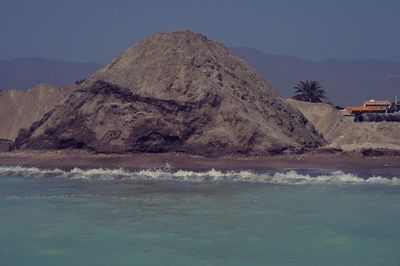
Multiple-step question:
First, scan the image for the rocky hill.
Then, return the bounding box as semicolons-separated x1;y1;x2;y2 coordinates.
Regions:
0;84;75;141
13;30;323;155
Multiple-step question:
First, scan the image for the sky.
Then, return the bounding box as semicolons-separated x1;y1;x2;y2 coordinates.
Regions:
0;0;399;63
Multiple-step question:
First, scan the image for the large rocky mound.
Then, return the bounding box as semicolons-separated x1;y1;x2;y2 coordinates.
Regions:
14;30;323;155
288;99;400;151
0;84;74;141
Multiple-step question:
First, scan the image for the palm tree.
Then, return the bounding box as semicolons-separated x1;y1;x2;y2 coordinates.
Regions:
292;80;327;103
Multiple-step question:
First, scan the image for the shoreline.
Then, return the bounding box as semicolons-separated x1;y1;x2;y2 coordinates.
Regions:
1;150;400;175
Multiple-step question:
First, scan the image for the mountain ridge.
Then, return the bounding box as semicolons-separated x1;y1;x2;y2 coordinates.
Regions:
0;57;102;89
2;49;400;107
230;47;400;106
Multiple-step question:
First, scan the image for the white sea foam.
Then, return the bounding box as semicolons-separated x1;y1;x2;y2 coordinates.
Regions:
0;165;398;185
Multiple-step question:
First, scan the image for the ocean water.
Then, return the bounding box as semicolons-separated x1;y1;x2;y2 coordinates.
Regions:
0;167;400;266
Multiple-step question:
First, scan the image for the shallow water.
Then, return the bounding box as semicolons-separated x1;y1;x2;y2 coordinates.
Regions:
0;168;400;266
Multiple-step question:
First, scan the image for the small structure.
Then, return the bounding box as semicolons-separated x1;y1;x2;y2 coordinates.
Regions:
363;99;391;109
342;99;400;122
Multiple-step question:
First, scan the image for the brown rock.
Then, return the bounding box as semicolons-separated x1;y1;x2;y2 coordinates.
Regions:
0;139;12;152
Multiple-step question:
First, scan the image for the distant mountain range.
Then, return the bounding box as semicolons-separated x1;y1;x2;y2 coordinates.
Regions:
0;57;102;89
231;47;400;106
1;50;400;106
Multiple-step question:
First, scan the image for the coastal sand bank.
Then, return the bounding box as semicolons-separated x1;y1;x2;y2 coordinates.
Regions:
0;150;399;174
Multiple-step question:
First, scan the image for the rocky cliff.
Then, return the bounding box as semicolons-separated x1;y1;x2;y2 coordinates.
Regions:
13;30;323;155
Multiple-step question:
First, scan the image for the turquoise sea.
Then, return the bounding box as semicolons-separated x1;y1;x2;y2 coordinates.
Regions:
0;166;399;266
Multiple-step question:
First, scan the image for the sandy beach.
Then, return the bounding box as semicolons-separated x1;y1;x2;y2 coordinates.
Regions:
0;150;399;174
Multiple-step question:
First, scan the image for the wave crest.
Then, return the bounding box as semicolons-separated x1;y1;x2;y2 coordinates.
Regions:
0;165;398;185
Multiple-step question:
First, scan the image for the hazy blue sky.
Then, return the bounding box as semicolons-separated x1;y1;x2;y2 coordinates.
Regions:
1;0;399;63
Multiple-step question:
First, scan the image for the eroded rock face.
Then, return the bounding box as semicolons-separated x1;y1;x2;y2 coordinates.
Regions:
14;81;223;153
14;30;323;155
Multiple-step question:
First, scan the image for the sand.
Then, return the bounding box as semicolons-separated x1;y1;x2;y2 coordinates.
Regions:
0;84;75;140
0;150;399;175
288;99;400;151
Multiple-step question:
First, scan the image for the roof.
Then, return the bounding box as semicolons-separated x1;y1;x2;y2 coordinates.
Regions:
363;100;391;106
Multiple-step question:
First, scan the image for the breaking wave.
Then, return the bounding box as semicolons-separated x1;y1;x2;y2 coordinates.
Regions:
0;165;399;185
